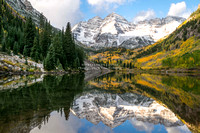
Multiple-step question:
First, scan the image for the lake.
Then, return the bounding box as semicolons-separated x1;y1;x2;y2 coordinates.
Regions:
0;72;200;133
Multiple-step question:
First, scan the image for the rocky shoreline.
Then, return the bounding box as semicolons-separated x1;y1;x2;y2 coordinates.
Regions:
0;52;110;77
0;71;68;76
0;60;111;91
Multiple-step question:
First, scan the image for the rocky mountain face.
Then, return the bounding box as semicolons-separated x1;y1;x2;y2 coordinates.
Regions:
72;13;185;49
5;0;43;26
71;91;184;128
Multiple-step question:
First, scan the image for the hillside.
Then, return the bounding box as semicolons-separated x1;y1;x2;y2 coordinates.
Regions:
89;48;136;70
89;6;200;71
133;6;200;70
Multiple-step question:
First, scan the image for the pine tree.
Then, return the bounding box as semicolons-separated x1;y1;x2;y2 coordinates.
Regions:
7;27;16;50
53;34;63;61
0;18;3;43
35;29;42;61
60;28;65;67
63;22;76;69
44;33;64;71
25;57;28;65
77;47;85;68
56;59;63;70
13;41;18;55
24;17;35;56
39;13;45;29
31;37;40;62
44;44;56;71
40;22;50;58
73;58;78;69
0;0;2;17
23;45;28;56
123;63;126;68
129;62;132;69
183;30;187;41
18;32;25;54
1;38;6;52
127;62;130;68
47;21;52;46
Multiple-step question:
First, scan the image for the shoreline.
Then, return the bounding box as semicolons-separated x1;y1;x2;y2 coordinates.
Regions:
0;71;82;76
142;68;200;75
1;67;200;76
109;68;200;76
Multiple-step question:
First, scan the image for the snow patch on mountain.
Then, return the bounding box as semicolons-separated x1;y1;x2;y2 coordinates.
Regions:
126;16;185;41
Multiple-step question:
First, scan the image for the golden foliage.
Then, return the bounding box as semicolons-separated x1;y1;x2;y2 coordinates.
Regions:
137;52;163;63
135;36;200;69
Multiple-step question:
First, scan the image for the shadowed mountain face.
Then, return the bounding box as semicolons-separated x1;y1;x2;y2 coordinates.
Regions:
0;73;199;133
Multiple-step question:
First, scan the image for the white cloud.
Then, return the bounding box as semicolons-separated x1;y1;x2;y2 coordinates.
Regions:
167;1;191;18
133;9;156;23
130;119;154;133
87;0;134;13
165;125;191;133
88;0;125;6
29;0;83;29
31;111;83;133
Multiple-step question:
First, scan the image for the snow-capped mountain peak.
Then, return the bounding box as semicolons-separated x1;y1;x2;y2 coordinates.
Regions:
105;12;128;22
88;16;103;24
100;13;134;35
72;13;185;49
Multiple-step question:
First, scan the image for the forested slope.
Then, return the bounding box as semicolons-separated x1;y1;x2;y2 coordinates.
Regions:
134;7;200;69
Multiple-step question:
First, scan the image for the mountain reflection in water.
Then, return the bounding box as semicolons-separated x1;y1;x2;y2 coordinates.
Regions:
71;91;184;128
0;72;199;133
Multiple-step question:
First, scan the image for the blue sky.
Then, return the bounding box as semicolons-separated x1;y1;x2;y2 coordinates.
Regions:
80;0;199;21
29;0;199;28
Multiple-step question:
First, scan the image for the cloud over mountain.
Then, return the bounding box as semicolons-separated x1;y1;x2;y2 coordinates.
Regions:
133;9;156;23
167;1;191;18
29;0;83;28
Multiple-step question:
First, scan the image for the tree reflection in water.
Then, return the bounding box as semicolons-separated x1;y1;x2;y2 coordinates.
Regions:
0;72;199;133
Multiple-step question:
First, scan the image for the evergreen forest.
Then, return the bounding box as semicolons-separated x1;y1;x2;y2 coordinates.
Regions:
0;0;85;71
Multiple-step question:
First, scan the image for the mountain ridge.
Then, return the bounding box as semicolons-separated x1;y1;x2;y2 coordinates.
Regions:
5;0;60;32
73;13;185;49
5;0;43;26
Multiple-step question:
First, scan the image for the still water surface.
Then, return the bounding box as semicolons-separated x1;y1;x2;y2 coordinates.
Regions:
0;72;200;133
